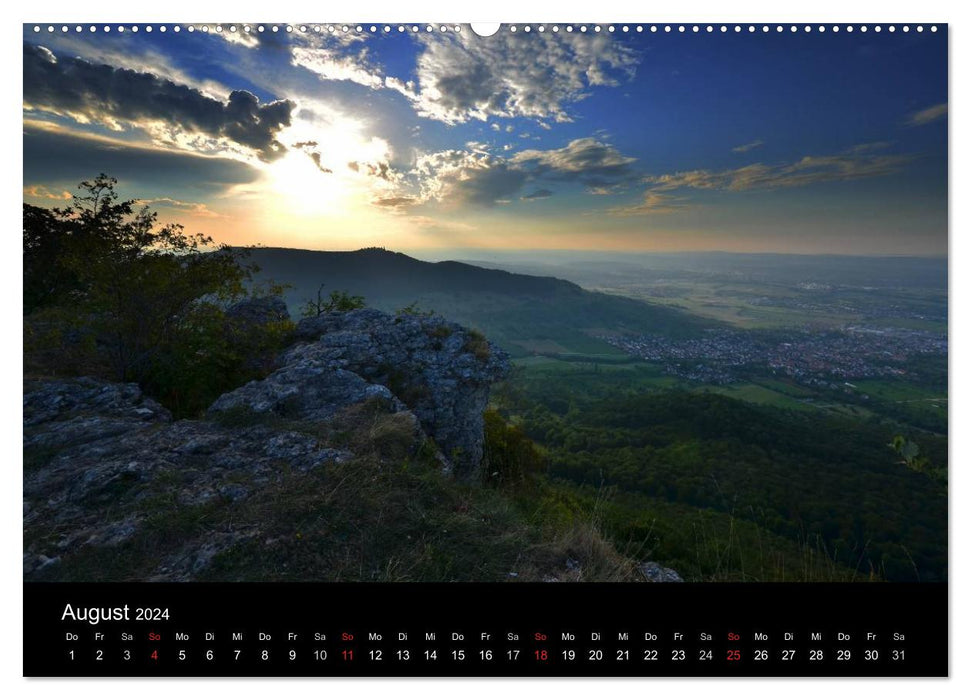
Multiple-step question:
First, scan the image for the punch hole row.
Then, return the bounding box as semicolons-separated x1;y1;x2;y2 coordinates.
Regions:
31;24;940;34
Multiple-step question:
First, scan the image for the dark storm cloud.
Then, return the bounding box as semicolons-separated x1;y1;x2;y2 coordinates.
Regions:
23;124;260;194
23;42;294;162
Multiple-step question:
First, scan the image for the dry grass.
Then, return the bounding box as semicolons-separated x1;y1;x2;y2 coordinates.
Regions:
513;522;639;582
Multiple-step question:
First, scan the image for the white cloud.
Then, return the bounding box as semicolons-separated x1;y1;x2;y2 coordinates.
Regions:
614;144;914;216
291;45;384;89
141;197;226;218
512;137;638;189
397;29;638;124
645;148;911;193
907;103;947;126
732;139;764;153
412;148;527;207
610;191;690;216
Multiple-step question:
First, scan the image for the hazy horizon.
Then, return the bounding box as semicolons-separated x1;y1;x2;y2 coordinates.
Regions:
241;244;949;261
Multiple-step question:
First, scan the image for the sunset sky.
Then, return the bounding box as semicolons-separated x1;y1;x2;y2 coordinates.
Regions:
23;23;948;255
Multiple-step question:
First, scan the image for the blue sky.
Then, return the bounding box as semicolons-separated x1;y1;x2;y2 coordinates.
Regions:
23;23;947;254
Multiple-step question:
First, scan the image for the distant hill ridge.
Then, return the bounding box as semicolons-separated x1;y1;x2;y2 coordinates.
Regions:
242;246;583;296
243;247;708;356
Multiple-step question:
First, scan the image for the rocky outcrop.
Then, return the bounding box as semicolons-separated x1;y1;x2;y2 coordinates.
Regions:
225;296;290;328
24;305;510;579
23;377;358;579
212;308;509;476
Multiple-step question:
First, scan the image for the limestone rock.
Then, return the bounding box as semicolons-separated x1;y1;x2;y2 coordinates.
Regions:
23;377;352;580
291;309;510;475
225;295;291;328
638;561;684;582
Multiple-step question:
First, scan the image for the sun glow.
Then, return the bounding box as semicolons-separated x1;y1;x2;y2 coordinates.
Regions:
261;100;401;218
266;149;348;216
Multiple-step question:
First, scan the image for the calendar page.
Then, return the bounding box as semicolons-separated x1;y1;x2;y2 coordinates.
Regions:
22;19;948;678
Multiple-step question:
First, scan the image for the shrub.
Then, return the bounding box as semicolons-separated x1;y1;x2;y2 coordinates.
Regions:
23;175;292;417
301;283;365;317
482;409;546;489
463;329;491;362
395;302;434;318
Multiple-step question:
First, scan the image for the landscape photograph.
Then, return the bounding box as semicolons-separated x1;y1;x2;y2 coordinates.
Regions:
23;23;947;584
